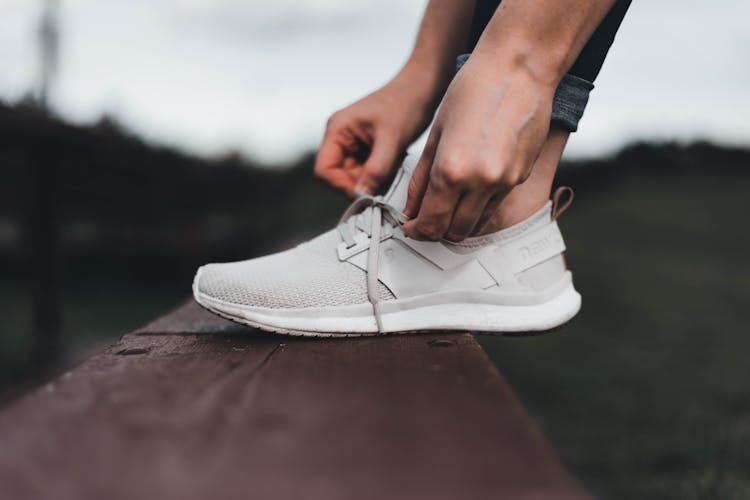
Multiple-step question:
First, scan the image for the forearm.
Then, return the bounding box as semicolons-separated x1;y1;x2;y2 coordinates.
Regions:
473;0;616;86
397;0;476;108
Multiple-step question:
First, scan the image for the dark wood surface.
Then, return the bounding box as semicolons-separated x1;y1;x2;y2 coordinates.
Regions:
0;300;589;500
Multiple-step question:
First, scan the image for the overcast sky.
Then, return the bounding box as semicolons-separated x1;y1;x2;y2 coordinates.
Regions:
1;0;749;163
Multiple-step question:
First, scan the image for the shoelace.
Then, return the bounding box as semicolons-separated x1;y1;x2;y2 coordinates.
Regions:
337;195;408;333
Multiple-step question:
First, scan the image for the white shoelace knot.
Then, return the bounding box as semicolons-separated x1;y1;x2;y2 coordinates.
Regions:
337;194;408;333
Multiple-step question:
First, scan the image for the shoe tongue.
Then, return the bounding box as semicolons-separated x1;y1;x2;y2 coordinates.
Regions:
383;154;417;213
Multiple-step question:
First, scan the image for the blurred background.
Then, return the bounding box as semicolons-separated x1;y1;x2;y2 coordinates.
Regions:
1;1;749;498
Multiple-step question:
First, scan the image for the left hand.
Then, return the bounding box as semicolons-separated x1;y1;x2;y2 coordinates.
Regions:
403;54;556;241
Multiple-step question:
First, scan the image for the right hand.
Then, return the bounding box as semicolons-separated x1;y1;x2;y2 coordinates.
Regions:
314;76;436;196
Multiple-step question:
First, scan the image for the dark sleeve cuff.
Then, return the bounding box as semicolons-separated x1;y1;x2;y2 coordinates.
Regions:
551;74;594;132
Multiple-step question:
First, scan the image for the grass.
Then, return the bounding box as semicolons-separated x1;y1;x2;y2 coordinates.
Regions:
1;166;749;498
478;167;750;499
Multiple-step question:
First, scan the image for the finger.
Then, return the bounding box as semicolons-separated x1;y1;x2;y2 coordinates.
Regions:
471;193;503;235
444;190;494;242
404;129;440;218
314;134;356;194
354;132;399;195
403;178;461;241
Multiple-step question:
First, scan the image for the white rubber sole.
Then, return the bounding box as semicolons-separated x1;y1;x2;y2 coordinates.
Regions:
193;271;582;338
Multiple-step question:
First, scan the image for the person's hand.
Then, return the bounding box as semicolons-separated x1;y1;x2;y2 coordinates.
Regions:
403;55;556;241
315;75;437;197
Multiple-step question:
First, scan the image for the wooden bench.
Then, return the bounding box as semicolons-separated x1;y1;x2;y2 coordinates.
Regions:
0;300;590;500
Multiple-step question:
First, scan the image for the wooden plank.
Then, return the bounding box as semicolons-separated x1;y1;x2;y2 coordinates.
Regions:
0;300;589;500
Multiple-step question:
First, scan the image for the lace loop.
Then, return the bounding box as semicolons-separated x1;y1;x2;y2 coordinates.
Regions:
337;195;408;333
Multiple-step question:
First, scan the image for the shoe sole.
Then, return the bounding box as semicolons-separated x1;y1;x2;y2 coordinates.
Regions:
193;271;582;338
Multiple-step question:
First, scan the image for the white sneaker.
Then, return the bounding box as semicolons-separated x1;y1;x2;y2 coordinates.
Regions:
193;155;581;337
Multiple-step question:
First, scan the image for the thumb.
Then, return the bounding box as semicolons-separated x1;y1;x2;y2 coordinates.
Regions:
354;133;399;195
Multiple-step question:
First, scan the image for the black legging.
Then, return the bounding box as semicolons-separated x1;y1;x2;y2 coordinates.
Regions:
467;0;632;83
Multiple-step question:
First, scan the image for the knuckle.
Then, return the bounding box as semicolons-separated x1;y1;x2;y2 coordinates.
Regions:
326;112;342;129
516;168;532;184
502;170;526;188
497;177;515;191
415;221;441;241
476;166;502;186
313;164;326;179
368;166;388;182
435;161;465;187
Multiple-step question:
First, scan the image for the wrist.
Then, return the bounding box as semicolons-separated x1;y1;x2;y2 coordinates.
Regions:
474;13;580;87
469;42;565;91
395;55;452;108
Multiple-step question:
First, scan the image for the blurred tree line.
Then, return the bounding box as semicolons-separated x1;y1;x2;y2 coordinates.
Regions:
3;101;748;280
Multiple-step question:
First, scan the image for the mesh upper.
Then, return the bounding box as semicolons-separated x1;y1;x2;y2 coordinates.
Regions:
196;229;395;309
